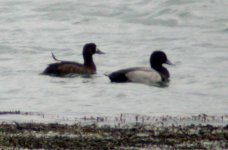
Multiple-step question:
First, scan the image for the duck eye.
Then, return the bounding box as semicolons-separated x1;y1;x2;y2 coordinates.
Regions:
162;54;166;60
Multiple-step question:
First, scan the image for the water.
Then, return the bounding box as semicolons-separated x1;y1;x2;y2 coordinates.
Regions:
0;0;228;121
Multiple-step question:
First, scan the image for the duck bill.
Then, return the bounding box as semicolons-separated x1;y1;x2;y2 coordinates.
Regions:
165;59;173;65
96;48;105;54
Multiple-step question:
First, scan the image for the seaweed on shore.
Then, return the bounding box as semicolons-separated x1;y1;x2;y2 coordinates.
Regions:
0;122;227;149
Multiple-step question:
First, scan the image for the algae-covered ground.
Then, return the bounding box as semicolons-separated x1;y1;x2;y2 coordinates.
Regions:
0;111;228;149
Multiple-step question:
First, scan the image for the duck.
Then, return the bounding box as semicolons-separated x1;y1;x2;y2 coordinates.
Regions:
108;51;172;84
43;43;104;76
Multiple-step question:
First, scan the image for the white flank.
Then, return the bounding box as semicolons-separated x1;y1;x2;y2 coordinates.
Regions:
126;68;161;84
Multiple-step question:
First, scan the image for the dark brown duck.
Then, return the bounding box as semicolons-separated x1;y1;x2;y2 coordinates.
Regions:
43;43;104;76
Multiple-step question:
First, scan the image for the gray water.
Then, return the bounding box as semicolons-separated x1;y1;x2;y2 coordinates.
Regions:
0;0;228;121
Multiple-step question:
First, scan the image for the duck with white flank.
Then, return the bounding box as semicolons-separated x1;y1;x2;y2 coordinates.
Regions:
43;43;104;76
108;51;172;84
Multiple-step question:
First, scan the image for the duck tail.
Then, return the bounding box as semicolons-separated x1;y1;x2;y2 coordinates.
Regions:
51;52;60;61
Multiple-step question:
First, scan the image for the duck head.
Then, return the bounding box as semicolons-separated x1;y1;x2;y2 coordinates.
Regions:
83;43;104;57
150;51;172;69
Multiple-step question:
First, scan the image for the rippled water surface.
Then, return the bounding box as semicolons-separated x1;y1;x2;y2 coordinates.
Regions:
0;0;228;120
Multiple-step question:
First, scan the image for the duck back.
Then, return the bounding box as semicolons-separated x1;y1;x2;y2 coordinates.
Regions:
43;61;95;76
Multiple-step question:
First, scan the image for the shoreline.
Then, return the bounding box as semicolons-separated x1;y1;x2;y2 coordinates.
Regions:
1;111;227;126
0;111;228;149
0;122;227;149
